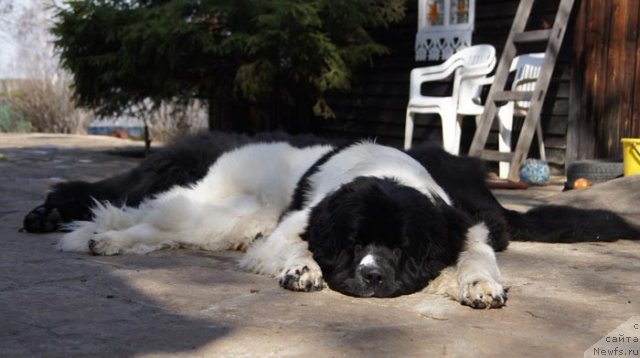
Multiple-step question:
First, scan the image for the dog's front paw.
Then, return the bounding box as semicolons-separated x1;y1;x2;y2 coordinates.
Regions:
88;232;124;256
459;277;507;309
279;264;324;292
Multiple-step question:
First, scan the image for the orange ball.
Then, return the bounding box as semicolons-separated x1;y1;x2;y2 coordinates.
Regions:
573;178;590;190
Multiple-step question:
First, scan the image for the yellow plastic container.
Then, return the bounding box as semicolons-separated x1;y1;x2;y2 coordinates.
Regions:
621;138;640;176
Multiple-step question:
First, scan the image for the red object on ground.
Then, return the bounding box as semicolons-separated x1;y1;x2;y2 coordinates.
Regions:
486;179;529;190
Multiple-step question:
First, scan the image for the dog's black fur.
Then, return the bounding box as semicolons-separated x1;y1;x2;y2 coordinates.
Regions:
23;132;640;299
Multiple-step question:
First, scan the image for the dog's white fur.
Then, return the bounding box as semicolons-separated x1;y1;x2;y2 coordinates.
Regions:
301;142;452;207
60;142;331;258
59;141;504;307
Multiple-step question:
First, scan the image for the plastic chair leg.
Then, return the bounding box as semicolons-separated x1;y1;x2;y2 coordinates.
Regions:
497;104;514;179
441;111;460;155
404;109;415;150
536;120;546;160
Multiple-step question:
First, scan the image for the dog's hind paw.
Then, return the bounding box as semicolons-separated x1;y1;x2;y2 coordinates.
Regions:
58;222;99;253
279;264;324;292
459;277;507;309
23;205;62;233
88;232;125;256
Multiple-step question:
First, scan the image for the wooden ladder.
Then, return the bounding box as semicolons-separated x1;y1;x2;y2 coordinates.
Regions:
468;0;575;181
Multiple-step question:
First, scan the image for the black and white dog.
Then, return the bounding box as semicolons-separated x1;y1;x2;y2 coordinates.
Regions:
23;132;640;309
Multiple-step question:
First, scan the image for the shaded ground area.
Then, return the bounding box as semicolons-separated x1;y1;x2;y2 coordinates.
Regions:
1;133;639;357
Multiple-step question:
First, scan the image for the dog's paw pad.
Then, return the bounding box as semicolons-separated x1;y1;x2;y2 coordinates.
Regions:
460;278;507;309
279;265;323;292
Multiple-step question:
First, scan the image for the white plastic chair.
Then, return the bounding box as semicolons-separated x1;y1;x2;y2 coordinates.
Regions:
404;45;496;154
496;53;546;178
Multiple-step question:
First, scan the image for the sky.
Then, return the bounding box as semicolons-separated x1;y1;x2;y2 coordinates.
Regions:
0;0;59;79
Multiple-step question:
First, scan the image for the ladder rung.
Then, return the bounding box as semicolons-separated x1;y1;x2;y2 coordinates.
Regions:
493;91;534;102
513;29;552;43
479;150;513;162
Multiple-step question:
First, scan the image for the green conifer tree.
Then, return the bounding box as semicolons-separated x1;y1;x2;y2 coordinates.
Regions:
52;0;405;130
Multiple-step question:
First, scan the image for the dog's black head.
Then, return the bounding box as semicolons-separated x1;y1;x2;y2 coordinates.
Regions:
303;177;469;298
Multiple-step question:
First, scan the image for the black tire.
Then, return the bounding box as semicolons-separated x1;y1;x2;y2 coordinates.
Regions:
566;160;624;184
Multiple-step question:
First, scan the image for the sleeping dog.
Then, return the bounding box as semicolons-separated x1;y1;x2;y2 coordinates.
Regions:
23;133;640;308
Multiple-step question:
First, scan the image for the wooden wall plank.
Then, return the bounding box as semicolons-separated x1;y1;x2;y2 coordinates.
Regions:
593;0;611;158
632;1;640;137
620;0;639;144
572;0;604;159
566;0;587;164
604;0;625;158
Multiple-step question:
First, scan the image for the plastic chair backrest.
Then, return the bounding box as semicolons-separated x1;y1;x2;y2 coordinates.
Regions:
457;45;497;76
456;45;496;115
510;53;545;113
410;45;496;98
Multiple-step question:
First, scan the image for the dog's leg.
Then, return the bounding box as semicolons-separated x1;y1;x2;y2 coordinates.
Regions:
427;222;507;309
87;222;175;255
241;209;324;292
87;199;270;255
58;201;142;253
455;222;507;308
63;187;270;255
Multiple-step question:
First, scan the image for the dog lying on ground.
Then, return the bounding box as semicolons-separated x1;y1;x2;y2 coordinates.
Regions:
23;132;640;308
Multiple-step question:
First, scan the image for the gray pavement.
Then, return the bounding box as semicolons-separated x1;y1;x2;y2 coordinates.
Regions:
1;133;639;357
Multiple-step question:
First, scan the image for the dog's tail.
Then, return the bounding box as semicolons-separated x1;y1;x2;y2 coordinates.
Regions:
505;205;640;243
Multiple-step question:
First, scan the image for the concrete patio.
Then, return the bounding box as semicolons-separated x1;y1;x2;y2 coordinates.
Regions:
1;133;638;357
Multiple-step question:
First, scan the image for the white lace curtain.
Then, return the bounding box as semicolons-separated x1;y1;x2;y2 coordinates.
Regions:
415;0;476;61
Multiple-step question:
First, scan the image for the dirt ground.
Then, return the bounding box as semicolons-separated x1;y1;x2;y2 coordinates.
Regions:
1;133;639;357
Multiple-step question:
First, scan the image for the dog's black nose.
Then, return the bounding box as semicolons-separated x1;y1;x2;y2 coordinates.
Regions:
361;266;384;286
